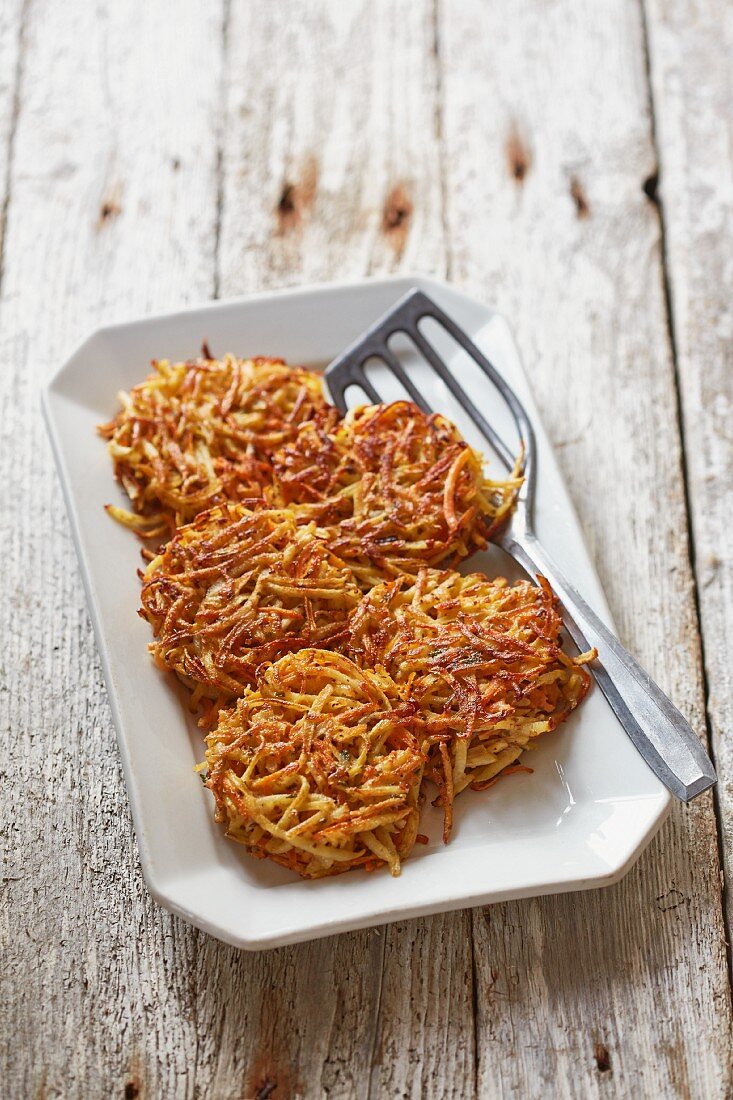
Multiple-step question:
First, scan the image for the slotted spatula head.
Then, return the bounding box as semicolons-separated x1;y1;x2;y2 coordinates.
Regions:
324;287;535;506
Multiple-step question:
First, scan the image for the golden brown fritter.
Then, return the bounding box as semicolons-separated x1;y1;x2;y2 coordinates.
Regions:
139;505;361;725
348;567;594;839
99;354;338;539
267;401;520;589
205;649;424;877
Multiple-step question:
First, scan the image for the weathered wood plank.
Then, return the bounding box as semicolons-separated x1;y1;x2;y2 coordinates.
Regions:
0;1;224;1096
218;0;446;293
218;4;476;1098
0;0;24;264
433;0;733;1096
643;0;733;942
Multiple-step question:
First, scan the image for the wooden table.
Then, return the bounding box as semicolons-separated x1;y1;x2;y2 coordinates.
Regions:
2;1;731;1096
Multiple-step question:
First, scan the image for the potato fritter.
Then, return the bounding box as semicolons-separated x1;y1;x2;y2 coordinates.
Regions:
99;354;338;539
139;505;361;725
205;649;424;877
347;567;593;840
268;400;520;589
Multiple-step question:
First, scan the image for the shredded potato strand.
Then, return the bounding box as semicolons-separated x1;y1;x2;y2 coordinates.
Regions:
347;567;595;840
99;353;338;539
205;650;424;878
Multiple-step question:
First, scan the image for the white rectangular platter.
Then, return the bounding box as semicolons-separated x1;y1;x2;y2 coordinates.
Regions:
43;275;670;949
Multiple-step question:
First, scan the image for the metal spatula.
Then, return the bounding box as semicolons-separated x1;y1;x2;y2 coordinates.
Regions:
325;288;716;802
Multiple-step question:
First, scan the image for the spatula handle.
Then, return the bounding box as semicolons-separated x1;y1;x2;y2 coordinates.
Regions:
500;530;716;802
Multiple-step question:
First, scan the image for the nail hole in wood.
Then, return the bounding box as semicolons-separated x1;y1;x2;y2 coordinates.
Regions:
275;156;318;235
97;197;121;228
382;183;413;255
278;183;296;215
570;176;590;218
594;1043;612;1073
506;127;531;183
643;172;659;203
254;1080;277;1100
276;182;297;233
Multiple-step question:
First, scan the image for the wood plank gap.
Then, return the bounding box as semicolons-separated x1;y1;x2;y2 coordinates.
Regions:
638;0;733;997
470;911;480;1096
431;0;451;280
0;0;29;295
366;930;388;1100
212;0;232;300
